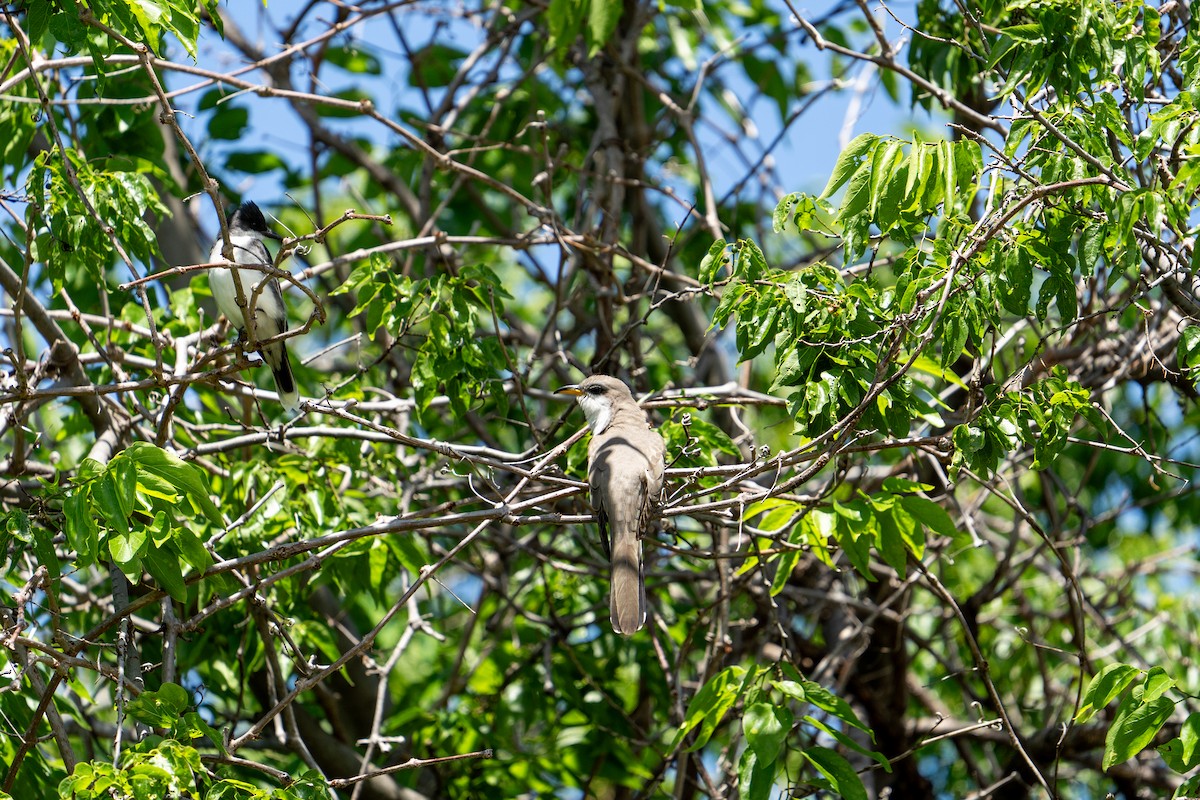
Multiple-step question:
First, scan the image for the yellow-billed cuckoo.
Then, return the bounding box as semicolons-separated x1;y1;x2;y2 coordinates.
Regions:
557;375;665;635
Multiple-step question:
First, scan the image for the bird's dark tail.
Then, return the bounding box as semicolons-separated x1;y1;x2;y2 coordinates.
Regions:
264;341;300;412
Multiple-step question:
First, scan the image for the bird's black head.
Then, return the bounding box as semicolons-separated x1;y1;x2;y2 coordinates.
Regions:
229;201;282;240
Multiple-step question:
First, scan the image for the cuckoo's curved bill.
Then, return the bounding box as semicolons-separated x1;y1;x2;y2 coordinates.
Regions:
557;375;665;635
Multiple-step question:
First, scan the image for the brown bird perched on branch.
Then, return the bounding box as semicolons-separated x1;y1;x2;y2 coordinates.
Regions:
557;375;665;635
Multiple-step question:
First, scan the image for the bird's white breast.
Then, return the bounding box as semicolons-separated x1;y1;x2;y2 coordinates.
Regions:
209;234;281;323
577;393;612;435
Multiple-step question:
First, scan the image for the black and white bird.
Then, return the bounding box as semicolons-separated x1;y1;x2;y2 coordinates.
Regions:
208;201;299;411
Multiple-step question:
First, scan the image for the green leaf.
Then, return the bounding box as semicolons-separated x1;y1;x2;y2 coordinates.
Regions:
1076;663;1140;723
173;525;213;573
1078;222;1103;277
109;526;147;573
699;239;728;283
206;779;262;800
838;161;873;220
145;543;187;602
737;239;768;281
324;45;383;75
0;512;24;572
545;0;580;55
176;711;227;756
125;443;222;525
387;533;429;577
738;295;781;361
748;498;798;532
998;248;1032;316
64;491;99;567
986;32;1021;70
802;714;890;770
31;524;60;579
27;0;50;44
802;746;868;800
48;11;88;54
1158;712;1200;773
799;680;870;733
903;141;926;198
868;138;905;220
226;150;289;174
874;505;908;576
1178;326;1200;371
96;473;131;536
1180;775;1200;800
674;665;750;751
113;458;137;520
821;133;877;199
1140;666;1175;703
737;749;776;800
128;683;190;727
207;105;250;141
586;0;622;56
773;193;800;233
834;501;874;580
743;702;792;764
1039;261;1078;322
409;43;467;87
940;139;956;214
774;679;805;703
899;496;959;540
1103;694;1175;770
998;22;1044;43
938;305;968;369
770;541;801;597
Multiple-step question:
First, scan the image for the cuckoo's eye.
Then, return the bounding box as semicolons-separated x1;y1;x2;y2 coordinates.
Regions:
586;385;606;395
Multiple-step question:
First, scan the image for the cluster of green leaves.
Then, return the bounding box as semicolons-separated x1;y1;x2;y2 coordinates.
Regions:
774;128;1099;346
1076;663;1200;795
988;0;1159;103
127;684;223;751
23;0;222;60
951;370;1097;478
823;477;958;580
911;0;1162;113
199;439;433;619
0;39;38;183
74;682;327;798
723;3;1200;795
659;411;741;469
543;0;623;58
1180;326;1200;383
911;2;1189;288
26;150;166;290
789;133;983;260
674;663;886;800
701;236;945;440
741;498;836;584
706;122;1104;484
744;476;958;589
335;254;513;419
61;739;330;800
61;443;217;602
1002;116;1145;280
